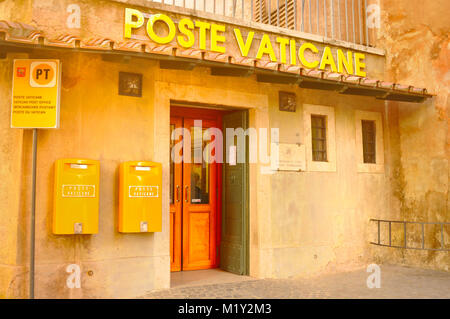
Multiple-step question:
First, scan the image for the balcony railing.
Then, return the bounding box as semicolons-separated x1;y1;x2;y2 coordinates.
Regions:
149;0;376;47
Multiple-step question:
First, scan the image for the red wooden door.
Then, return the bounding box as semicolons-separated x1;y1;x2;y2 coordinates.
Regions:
170;108;222;271
170;117;183;272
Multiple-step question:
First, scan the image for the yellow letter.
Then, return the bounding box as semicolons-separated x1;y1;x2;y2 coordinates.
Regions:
234;29;254;57
319;46;337;72
256;34;277;62
337;49;354;74
354;52;366;77
147;14;176;44
276;37;290;64
211;23;226;53
124;8;144;39
289;39;297;65
177;18;195;48
195;20;211;50
298;42;319;69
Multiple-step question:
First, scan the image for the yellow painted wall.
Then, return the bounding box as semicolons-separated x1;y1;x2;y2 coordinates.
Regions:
0;0;446;299
265;85;390;278
0;48;393;297
0;54;27;299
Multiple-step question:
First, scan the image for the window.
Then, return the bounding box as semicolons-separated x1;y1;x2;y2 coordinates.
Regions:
190;126;209;204
354;110;384;173
311;115;327;162
303;104;336;172
361;120;376;163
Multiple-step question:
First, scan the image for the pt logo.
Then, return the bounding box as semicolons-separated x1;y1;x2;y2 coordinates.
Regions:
66;264;81;289
17;67;26;77
30;62;57;88
366;264;381;288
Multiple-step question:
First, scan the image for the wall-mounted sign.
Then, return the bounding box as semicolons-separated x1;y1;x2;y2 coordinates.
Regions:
279;91;297;112
124;8;367;77
271;143;306;171
118;71;143;97
11;59;61;129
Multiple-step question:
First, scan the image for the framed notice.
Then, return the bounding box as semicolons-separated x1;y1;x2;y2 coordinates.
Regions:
11;59;61;129
271;143;306;171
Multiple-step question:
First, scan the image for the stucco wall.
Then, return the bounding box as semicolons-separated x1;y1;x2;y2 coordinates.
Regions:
0;47;393;297
369;0;449;271
266;85;390;278
1;0;446;299
0;53;27;298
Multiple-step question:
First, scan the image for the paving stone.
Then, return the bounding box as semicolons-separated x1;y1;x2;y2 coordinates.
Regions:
142;265;450;299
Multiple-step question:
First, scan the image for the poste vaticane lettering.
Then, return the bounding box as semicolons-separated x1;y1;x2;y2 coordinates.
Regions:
124;8;367;77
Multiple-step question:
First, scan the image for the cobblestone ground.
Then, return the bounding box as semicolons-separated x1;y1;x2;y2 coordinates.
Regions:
142;265;450;299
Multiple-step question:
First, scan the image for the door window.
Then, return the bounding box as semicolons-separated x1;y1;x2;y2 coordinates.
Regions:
190;127;209;204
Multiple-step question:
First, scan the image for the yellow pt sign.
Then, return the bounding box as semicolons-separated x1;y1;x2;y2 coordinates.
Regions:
11;59;61;129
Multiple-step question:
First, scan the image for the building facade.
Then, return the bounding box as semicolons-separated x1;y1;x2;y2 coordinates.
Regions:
0;0;448;298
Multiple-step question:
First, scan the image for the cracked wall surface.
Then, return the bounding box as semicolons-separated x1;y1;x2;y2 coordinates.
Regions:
370;0;449;270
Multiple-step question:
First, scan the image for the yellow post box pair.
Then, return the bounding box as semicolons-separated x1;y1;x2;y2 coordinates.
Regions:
53;159;162;234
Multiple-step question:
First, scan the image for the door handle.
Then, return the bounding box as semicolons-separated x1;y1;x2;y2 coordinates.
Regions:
185;186;189;203
176;185;180;202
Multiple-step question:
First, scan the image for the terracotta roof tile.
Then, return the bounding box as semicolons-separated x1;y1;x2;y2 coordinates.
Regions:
410;87;427;94
114;40;146;52
45;34;81;48
0;20;43;43
324;72;343;81
255;60;279;71
394;84;411;92
343;75;362;84
379;81;394;89
0;20;432;100
80;37;115;50
203;52;230;63
304;69;324;79
229;56;255;67
279;64;302;74
145;44;175;55
175;48;203;59
360;78;379;87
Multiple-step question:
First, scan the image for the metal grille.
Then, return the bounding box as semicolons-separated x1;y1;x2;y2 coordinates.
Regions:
149;0;375;47
370;219;450;252
361;120;376;163
311;115;327;162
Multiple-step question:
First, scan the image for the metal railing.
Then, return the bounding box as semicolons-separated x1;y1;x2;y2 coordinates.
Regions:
370;219;450;252
148;0;375;46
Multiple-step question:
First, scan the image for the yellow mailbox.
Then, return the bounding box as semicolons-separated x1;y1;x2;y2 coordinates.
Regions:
53;159;100;234
119;161;162;233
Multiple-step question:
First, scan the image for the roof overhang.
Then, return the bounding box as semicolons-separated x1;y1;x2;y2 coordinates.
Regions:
0;21;433;103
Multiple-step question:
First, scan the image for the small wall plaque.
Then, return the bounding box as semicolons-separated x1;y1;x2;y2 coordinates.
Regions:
279;91;297;112
119;72;142;97
270;143;306;171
